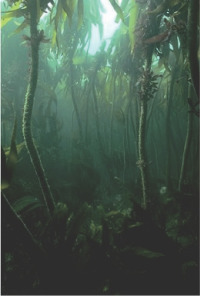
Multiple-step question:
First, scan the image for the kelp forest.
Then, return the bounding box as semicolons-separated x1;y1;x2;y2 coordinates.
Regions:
1;0;199;294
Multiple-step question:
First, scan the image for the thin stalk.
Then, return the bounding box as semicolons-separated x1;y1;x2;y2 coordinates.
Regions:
69;61;83;144
92;83;105;156
84;82;90;144
178;83;193;191
129;78;138;156
109;75;116;155
2;122;6;145
187;0;199;97
122;127;126;184
2;192;46;262
165;68;178;188
22;0;55;215
153;139;159;178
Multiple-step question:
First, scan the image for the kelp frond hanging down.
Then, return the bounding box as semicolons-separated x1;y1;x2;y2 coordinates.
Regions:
108;0;124;22
50;0;104;48
1;0;51;32
1;118;18;190
128;1;139;54
1;1;26;28
2;0;105;52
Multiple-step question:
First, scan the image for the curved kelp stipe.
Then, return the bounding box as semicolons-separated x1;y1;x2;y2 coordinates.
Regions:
22;0;55;216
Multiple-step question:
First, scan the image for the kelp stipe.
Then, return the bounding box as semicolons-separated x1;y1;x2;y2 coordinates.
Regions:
178;82;193;192
137;68;148;210
187;0;199;98
178;0;199;191
136;42;154;208
137;63;151;210
22;0;55;215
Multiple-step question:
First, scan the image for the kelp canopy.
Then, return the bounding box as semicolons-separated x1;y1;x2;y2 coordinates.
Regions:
1;0;199;295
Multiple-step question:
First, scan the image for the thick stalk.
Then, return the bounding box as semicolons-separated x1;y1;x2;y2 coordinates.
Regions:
138;99;148;209
178;83;193;191
137;52;152;209
22;0;55;215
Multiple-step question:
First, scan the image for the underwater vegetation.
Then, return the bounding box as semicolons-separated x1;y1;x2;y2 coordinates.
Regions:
1;0;199;295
